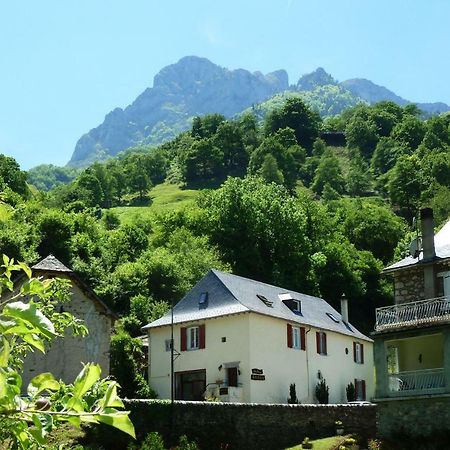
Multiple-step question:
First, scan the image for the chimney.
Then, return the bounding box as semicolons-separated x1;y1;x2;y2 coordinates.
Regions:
420;208;436;261
420;208;436;299
340;294;349;323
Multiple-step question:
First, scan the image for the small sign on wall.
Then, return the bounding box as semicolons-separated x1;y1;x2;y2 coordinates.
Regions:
251;374;266;381
251;368;265;380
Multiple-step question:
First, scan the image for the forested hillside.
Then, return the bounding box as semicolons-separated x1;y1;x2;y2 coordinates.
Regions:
2;98;449;397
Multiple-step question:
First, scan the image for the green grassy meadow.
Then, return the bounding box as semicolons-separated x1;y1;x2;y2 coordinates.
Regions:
111;183;199;224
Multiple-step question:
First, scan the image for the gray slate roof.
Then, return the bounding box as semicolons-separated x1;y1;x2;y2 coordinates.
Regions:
143;270;371;342
30;255;116;318
32;255;73;273
384;219;450;272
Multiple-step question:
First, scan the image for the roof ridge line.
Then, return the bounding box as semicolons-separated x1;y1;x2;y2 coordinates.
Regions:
210;270;251;312
211;269;321;301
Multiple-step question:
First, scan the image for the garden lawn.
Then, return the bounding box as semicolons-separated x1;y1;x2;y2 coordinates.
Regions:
286;435;346;450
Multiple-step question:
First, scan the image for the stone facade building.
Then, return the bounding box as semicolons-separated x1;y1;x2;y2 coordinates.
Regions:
12;255;115;389
373;209;450;437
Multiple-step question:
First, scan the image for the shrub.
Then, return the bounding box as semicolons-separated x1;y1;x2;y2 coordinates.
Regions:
346;382;356;402
288;383;299;404
315;379;329;404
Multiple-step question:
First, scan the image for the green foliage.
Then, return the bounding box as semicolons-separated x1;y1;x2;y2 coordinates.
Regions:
264;97;322;151
250;128;306;190
288;383;299;404
0;256;134;448
27;164;80;192
110;330;156;399
0;154;29;199
312;150;345;195
260;153;285;185
346;382;356;402
198;176;314;290
315;379;329;404
388;154;423;212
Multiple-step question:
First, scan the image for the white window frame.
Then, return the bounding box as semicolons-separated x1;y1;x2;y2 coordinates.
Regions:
187;326;199;350
292;300;301;313
292;326;301;349
355;342;363;364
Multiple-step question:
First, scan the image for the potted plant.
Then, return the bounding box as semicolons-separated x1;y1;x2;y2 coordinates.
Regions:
301;437;313;449
335;420;344;435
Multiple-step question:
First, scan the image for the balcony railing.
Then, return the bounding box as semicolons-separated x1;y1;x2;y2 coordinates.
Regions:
375;296;450;331
389;368;445;394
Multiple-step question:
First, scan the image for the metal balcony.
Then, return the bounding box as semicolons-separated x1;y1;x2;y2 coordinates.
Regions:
375;296;450;331
388;368;445;394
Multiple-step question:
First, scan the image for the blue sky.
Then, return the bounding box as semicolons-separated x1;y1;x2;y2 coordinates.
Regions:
1;0;449;169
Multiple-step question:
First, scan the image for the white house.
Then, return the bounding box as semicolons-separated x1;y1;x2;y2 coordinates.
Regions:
143;270;373;404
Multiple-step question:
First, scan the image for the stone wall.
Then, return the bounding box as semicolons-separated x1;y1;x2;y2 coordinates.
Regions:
100;400;377;450
392;261;450;304
21;276;113;388
377;394;450;440
393;268;425;304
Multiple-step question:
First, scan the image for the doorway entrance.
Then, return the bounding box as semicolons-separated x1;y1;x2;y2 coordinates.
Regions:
175;369;206;401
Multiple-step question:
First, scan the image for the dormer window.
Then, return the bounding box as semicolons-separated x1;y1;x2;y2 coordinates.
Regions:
199;292;208;309
279;293;302;315
257;294;273;307
292;300;302;314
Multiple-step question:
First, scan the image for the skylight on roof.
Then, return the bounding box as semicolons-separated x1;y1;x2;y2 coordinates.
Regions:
278;293;293;301
326;312;340;323
199;292;208;309
257;294;273;307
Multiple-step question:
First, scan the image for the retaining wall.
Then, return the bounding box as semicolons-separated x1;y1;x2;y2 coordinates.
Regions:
111;400;377;450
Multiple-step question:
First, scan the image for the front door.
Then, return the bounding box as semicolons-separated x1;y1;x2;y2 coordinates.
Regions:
175;370;206;401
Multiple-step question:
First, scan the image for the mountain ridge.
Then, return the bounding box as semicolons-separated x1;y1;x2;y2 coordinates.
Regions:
68;57;450;168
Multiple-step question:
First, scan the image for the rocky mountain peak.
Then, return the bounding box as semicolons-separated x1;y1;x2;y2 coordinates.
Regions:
297;67;336;91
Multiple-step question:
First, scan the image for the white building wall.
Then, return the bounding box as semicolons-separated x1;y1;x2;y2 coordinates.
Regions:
148;313;251;401
148;312;374;404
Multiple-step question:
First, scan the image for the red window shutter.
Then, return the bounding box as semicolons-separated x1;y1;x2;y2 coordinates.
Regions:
300;327;306;350
180;327;187;351
361;344;364;364
316;332;320;354
362;380;366;400
199;324;206;349
287;324;293;348
323;333;327;355
353;342;357;362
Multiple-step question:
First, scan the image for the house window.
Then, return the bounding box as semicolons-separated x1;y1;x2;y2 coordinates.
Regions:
353;342;364;364
287;324;306;350
180;324;205;351
316;331;327;355
165;339;172;352
292;326;300;349
188;326;199;350
355;379;366;400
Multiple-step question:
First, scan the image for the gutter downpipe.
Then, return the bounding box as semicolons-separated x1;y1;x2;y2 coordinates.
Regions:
305;327;312;400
